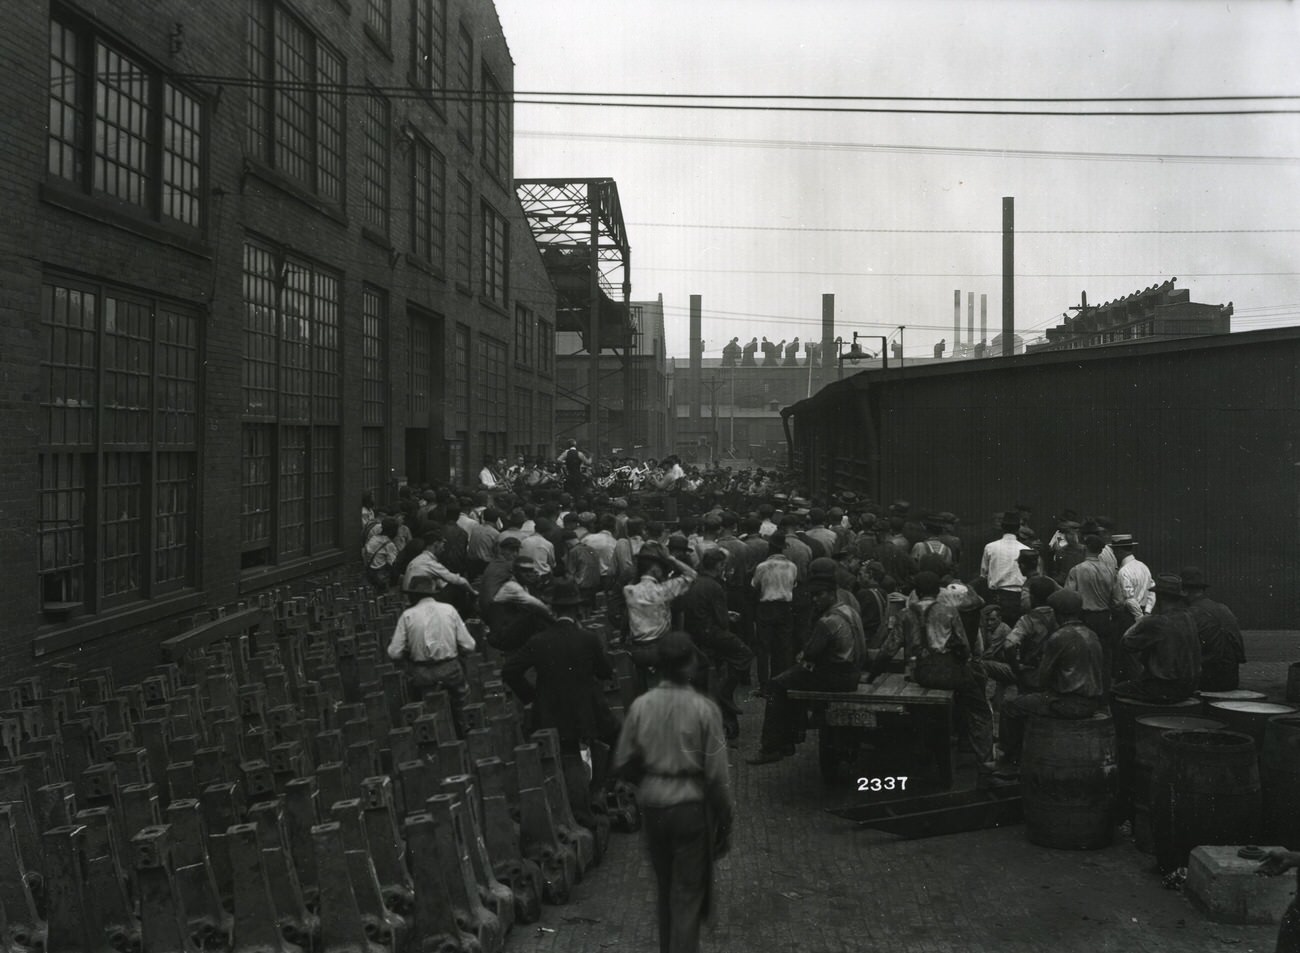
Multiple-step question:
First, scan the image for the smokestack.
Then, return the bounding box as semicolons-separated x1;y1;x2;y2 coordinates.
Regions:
953;290;961;347
1003;197;1015;356
690;294;702;424
822;293;834;366
980;294;988;345
967;292;974;345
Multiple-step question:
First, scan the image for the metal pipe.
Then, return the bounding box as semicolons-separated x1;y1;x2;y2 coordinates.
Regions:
1002;197;1015;356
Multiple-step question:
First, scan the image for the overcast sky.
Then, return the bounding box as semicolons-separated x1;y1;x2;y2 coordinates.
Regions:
494;0;1300;360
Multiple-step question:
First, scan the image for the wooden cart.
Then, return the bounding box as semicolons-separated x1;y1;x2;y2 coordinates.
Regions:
788;673;955;788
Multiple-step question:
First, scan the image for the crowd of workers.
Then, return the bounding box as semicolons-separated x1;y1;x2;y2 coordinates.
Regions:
359;458;1264;953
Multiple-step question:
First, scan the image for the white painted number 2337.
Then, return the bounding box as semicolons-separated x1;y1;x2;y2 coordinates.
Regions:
857;777;907;792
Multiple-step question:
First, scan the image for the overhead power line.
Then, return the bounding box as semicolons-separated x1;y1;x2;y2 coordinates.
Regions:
516;129;1300;166
628;223;1300;235
170;74;1300;117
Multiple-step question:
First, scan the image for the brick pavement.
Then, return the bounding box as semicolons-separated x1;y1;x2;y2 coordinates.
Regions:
507;632;1300;952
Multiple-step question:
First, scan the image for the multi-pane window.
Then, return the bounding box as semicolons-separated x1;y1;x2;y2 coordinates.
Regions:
481;202;508;308
514;305;535;367
477;335;508;435
240;240;341;568
37;278;200;615
537;318;554;375
455;177;473;291
455;25;473;144
480;64;509;183
48;14;204;227
247;0;345;204
453;324;471;420
361;429;384;500
411;140;446;270
411;0;446;103
362;288;387;427
365;0;391;46
407;312;433;418
362;90;389;233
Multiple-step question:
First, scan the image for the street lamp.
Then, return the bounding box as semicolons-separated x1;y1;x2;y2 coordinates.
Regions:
837;332;889;378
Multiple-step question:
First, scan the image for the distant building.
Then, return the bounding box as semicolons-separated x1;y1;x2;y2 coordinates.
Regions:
1027;279;1232;353
555;295;669;458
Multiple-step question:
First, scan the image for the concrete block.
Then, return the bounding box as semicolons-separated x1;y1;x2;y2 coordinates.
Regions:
1186;845;1297;924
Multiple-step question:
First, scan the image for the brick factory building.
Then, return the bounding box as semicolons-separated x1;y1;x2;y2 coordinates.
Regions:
1;0;556;677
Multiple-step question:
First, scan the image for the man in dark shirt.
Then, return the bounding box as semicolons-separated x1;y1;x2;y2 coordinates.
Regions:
746;578;864;765
502;578;620;828
1115;573;1202;702
676;549;753;740
994;590;1106;771
1180;566;1247;691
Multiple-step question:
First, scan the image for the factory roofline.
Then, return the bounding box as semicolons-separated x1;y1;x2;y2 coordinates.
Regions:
783;325;1300;417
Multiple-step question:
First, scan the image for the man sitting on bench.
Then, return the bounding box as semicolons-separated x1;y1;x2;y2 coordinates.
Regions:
746;576;865;765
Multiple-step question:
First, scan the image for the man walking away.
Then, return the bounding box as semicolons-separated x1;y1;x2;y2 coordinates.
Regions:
1065;534;1119;690
981;513;1030;626
614;632;733;953
387;575;477;736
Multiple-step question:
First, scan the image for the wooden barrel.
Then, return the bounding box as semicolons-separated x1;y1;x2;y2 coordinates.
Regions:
1150;729;1261;873
1261;715;1300;849
1021;711;1117;850
1287;662;1300;705
1131;716;1223;854
1110;696;1201;821
1206;701;1298;749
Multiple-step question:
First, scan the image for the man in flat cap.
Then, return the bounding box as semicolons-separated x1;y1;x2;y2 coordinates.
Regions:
1114;573;1201;703
387;574;477;735
614;630;733;953
992;589;1106;774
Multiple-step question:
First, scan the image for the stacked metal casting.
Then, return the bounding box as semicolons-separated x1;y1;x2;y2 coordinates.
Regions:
0;584;644;953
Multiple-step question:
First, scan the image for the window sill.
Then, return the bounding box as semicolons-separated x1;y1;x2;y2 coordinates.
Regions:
363;25;392;59
478;296;509;318
404;254;446;281
455;281;472;297
241;159;349;229
40;180;212;259
362;226;394;254
33;589;207;657
405;77;446;121
238;550;345;594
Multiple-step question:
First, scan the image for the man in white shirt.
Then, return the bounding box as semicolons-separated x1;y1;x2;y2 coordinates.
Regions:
751;535;799;691
624;543;698;690
1112;534;1154;620
387;575;477;734
478;455;500;491
981;513;1031;625
402;533;477;598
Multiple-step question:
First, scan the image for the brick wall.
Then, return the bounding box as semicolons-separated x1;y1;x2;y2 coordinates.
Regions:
0;0;556;683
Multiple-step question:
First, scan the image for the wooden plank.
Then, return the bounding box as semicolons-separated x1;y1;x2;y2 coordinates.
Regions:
159;607;274;661
827;786;1023;839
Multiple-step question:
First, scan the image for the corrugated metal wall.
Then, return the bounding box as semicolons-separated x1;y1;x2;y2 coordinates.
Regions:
787;331;1300;627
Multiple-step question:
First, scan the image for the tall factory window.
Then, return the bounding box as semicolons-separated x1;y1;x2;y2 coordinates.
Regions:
455;176;473;292
481;202;509;309
453;324;471;419
514;305;535;368
37;278;200;618
246;0;346;205
365;0;391;47
455;25;473;146
477;335;508;456
536;318;554;375
48;13;205;227
411;138;446;272
407;312;433;418
362;89;390;234
410;0;446;108
480;64;509;184
362;287;387;497
239;240;341;569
